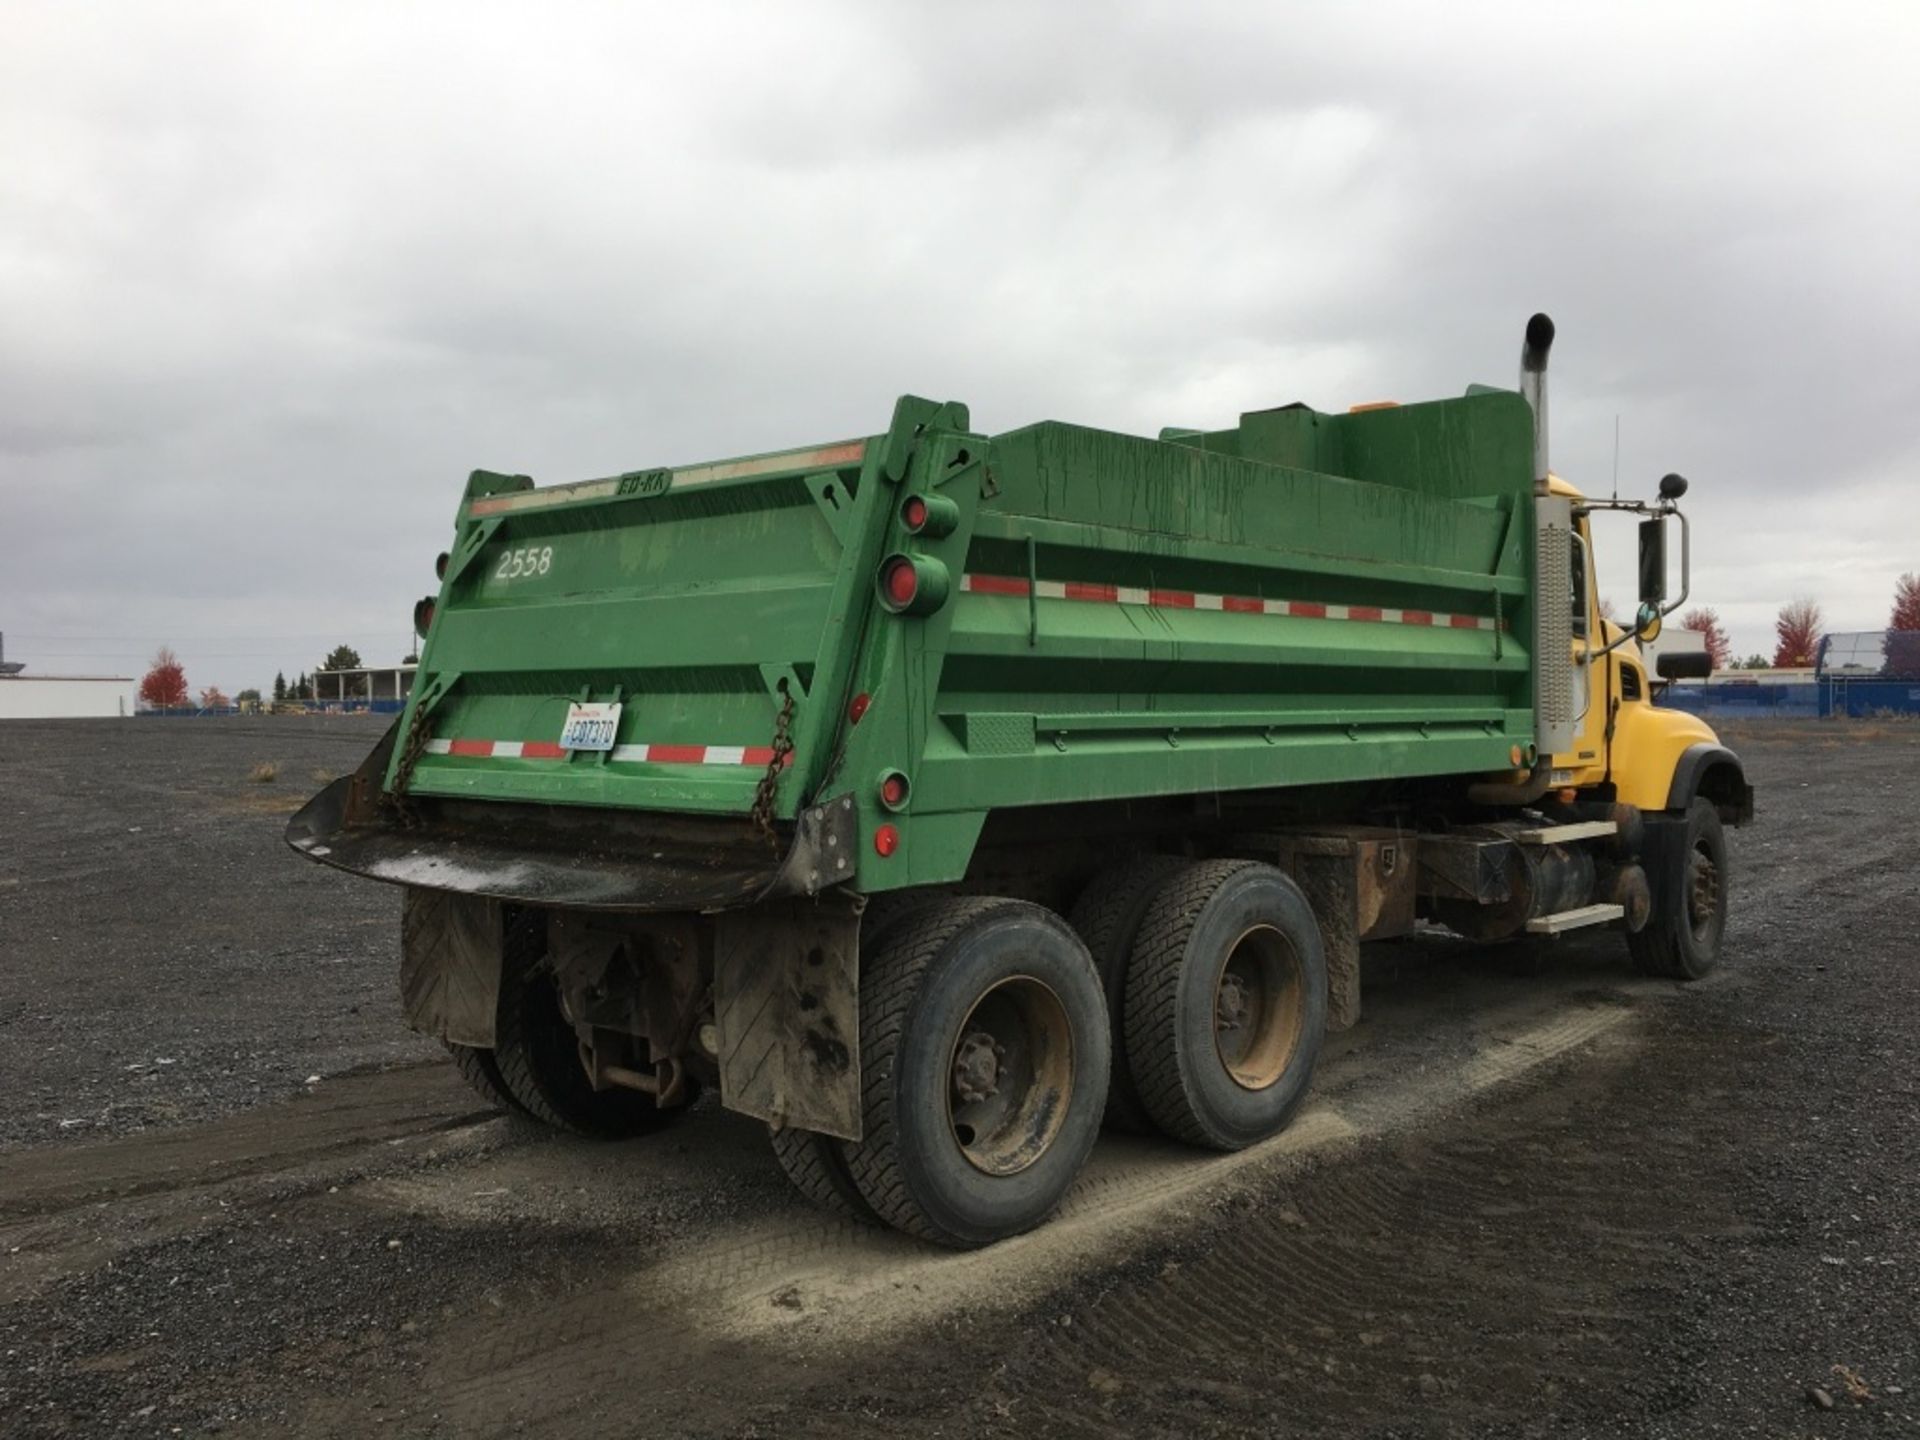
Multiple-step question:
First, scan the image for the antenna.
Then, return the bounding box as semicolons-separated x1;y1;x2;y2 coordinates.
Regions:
1611;414;1620;502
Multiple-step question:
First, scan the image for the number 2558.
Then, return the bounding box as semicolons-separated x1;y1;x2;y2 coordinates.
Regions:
495;545;553;580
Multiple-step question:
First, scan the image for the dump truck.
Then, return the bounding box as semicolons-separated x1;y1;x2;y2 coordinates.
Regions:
289;314;1752;1247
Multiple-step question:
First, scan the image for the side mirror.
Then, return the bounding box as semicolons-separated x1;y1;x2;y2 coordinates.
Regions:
1638;516;1667;606
1635;602;1663;642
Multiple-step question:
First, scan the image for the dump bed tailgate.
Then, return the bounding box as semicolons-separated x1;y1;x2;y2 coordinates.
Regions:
396;438;879;820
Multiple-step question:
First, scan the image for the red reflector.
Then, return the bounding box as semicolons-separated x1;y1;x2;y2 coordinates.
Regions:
881;773;908;807
874;824;900;857
848;692;871;724
902;496;928;531
884;558;918;606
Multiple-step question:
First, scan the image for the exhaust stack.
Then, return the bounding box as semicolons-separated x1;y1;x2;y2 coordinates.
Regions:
1519;312;1555;491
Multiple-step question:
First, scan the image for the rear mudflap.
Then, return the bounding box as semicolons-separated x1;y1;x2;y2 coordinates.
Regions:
714;894;863;1141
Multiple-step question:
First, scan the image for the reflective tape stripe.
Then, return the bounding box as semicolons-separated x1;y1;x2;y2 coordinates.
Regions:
425;738;793;766
957;573;1502;631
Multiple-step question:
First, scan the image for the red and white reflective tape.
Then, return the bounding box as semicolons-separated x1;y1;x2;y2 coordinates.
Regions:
957;574;1502;631
424;738;792;766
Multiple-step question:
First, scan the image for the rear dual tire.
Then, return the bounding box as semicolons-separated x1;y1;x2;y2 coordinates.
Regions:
1124;861;1329;1151
493;957;685;1138
768;1126;878;1225
1068;855;1192;1132
446;1041;531;1118
839;898;1109;1248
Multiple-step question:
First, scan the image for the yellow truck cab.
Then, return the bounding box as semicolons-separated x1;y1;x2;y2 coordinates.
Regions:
1507;448;1754;981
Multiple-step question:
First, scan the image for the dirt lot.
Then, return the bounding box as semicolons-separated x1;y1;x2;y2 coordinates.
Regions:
2;715;1916;1438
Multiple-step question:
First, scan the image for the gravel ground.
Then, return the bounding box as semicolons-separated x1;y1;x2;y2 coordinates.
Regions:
0;715;430;1150
1;717;1916;1437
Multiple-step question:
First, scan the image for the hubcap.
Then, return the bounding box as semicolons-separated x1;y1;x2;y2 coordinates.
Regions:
1212;925;1306;1092
946;976;1074;1177
1687;843;1720;941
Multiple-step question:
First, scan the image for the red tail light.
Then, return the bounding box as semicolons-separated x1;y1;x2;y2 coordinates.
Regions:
413;596;436;638
876;554;949;615
901;496;928;531
435;551;449;580
883;557;919;607
880;771;909;809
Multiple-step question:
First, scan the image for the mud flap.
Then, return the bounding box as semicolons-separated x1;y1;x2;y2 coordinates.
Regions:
713;894;862;1142
1260;829;1421;1034
399;887;504;1048
1294;859;1363;1033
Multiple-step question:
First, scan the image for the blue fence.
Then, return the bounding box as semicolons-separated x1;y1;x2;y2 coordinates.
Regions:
1821;679;1920;718
1658;681;1819;719
1659;679;1920;719
138;698;406;717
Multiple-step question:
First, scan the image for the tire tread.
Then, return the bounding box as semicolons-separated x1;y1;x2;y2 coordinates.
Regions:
840;896;1023;1244
1124;859;1265;1148
1068;855;1190;1131
445;1042;530;1117
769;1126;878;1224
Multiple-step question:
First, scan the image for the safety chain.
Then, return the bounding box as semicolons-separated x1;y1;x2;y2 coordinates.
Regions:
382;698;436;827
748;684;796;844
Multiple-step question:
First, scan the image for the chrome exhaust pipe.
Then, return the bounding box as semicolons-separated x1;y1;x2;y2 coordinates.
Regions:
1520;312;1555;491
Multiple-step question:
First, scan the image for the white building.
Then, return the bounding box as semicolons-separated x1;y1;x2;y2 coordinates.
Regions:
0;675;137;719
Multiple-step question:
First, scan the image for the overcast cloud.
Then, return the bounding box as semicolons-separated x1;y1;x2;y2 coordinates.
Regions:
4;1;1917;691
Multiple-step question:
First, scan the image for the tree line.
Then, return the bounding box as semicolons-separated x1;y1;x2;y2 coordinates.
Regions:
138;644;368;709
1675;572;1920;672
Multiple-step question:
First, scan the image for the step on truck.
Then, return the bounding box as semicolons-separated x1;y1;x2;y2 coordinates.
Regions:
289;314;1753;1247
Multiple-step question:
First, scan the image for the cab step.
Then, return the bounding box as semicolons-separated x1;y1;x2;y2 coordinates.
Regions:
1525;902;1625;935
1515;820;1618;846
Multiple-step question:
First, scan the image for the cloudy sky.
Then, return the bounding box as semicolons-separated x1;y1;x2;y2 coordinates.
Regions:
5;1;1916;692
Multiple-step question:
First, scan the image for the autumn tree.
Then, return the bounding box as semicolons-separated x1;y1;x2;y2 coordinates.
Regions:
1680;607;1732;670
1771;597;1822;669
199;685;231;710
1892;573;1920;631
139;647;189;708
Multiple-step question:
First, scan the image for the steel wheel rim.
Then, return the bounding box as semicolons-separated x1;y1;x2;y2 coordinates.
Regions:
1687;843;1720;942
946;975;1074;1177
1213;925;1306;1091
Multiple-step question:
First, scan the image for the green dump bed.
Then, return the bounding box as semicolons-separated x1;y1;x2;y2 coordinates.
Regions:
362;389;1538;900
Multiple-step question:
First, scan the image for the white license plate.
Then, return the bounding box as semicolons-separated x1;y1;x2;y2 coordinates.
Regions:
559;702;622;752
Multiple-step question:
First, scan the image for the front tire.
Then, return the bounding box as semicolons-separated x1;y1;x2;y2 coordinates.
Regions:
841;898;1110;1248
1628;797;1728;980
1125;861;1328;1151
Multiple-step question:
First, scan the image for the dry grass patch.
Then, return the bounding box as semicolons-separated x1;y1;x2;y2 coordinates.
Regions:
247;761;279;784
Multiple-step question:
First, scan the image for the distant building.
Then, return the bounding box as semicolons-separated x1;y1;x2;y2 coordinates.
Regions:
311;662;417;712
0;674;136;719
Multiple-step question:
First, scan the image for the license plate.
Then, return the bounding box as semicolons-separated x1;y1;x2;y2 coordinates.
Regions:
558;701;622;752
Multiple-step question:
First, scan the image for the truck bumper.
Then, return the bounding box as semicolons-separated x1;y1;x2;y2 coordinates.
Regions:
285;721;858;912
